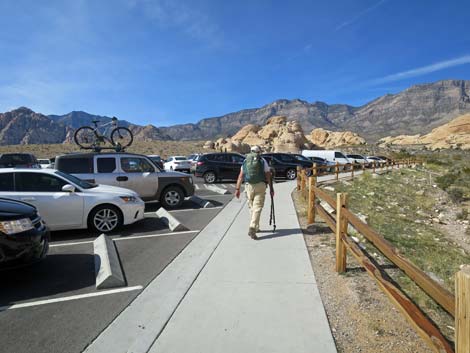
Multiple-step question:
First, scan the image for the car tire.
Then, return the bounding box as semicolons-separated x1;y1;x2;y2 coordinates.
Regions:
88;205;123;233
203;171;217;184
286;168;297;180
160;186;184;209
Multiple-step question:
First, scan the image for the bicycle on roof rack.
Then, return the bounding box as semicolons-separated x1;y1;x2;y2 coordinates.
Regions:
73;117;133;152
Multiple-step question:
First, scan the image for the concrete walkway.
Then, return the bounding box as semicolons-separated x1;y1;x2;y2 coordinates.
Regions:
85;181;337;353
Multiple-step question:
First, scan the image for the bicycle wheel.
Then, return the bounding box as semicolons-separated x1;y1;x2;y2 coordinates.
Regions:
111;127;133;148
74;127;96;149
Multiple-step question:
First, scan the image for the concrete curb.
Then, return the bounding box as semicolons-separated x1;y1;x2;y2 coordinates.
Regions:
190;195;215;208
205;184;230;195
156;208;189;231
93;234;125;290
84;197;246;353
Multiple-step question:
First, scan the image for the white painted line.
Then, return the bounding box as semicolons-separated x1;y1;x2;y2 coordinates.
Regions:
50;231;200;248
114;230;199;241
221;184;227;188
0;286;143;312
196;194;233;198
170;207;223;212
195;184;200;190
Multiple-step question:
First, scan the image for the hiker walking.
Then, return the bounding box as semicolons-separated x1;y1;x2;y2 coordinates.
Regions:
235;146;274;239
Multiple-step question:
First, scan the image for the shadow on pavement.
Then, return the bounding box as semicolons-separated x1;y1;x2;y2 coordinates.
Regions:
0;253;95;305
256;228;302;240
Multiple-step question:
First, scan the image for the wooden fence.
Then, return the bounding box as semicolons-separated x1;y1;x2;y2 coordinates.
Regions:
296;160;470;353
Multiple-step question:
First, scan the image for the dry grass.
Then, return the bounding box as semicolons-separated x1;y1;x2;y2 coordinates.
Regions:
0;141;216;159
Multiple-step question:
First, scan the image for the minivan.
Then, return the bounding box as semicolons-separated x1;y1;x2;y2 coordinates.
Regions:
55;152;194;208
301;150;351;166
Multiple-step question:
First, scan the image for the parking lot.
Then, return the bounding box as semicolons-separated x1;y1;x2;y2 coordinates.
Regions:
0;176;236;353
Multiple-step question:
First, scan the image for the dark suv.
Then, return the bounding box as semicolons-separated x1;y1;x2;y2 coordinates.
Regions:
0;153;40;168
195;153;245;183
0;198;49;267
55;152;194;208
261;153;313;180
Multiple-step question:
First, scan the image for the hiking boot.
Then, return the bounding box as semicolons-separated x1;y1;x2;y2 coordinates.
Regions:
248;227;257;239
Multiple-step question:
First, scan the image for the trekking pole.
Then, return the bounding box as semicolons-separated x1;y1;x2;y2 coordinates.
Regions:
269;175;276;231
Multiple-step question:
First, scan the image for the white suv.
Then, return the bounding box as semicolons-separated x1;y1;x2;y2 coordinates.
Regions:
0;169;145;233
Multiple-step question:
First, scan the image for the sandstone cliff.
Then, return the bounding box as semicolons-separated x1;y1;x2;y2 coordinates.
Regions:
307;128;366;148
379;114;470;150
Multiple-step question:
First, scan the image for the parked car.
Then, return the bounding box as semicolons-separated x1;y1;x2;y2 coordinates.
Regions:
366;156;386;166
54;152;194;208
0;168;145;233
305;156;336;172
0;153;40;168
195;153;245;183
38;158;53;169
187;154;202;173
147;155;164;169
261;153;313;180
346;154;368;167
302;150;351;170
164;156;192;173
0;198;49;267
376;155;393;163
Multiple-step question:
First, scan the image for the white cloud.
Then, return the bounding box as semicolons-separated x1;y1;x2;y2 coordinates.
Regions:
335;0;388;31
369;55;470;84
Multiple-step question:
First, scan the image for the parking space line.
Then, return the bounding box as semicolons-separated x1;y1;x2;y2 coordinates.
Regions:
169;207;223;213
114;230;200;241
50;230;200;248
196;194;233;198
0;286;143;312
195;184;200;190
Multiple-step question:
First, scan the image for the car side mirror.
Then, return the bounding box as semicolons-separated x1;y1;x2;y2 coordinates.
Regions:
62;184;76;193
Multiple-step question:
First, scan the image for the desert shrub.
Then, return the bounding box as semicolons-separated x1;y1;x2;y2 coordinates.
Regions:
456;209;468;220
448;187;464;204
435;172;459;190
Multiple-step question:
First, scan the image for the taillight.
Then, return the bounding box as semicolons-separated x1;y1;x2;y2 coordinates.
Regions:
197;161;204;166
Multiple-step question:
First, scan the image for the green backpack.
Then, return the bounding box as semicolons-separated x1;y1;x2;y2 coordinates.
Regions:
243;153;265;184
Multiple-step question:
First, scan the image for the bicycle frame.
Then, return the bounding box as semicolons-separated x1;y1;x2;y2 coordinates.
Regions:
91;120;117;144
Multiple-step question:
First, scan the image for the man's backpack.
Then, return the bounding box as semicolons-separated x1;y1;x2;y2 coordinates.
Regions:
243;153;265;184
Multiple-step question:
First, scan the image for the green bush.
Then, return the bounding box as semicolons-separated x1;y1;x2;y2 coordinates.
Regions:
435;172;459;190
448;187;464;204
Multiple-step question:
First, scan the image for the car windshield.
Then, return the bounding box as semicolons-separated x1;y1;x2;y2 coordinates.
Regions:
54;170;97;189
295;155;310;161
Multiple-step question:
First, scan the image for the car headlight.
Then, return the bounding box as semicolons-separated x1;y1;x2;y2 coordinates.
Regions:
0;218;34;235
120;196;138;203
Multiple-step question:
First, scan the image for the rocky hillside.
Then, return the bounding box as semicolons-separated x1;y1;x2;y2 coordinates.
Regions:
307;128;366;148
160;79;470;141
379;114;470;150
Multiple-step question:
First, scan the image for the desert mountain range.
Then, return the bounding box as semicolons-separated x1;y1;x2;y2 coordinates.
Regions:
0;79;469;145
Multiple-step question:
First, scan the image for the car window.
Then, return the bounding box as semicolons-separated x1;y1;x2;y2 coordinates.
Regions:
0;173;14;191
175;157;186;161
0;154;33;167
279;154;295;162
209;154;228;162
334;152;347;159
121;157;155;173
231;154;244;163
97;157;117;173
58;157;93;173
15;173;67;192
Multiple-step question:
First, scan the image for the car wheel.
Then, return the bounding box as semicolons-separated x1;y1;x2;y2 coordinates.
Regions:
160;186;184;209
286;168;297;180
203;171;217;184
88;205;123;233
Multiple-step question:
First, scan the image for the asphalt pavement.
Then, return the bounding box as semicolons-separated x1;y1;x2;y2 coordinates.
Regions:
0;176;236;353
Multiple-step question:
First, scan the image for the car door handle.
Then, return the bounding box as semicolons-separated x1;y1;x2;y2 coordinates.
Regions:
21;197;36;201
116;176;128;182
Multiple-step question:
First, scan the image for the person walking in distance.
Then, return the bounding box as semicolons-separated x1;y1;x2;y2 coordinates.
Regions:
235;145;274;239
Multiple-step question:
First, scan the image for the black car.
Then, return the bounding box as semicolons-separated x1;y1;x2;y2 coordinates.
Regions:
195;153;245;183
0;153;40;168
0;198;49;267
261;153;313;180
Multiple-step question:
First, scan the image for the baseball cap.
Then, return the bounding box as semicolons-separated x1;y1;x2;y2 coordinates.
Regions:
250;145;261;153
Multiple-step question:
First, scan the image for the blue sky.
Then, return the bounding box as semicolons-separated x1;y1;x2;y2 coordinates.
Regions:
0;0;469;126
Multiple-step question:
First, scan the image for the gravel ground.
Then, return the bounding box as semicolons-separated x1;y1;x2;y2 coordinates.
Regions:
292;191;434;353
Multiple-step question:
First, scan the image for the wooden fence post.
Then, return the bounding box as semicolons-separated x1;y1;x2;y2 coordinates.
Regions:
456;265;470;353
335;193;348;273
301;169;306;192
335;162;339;180
296;166;301;190
313;163;317;177
351;163;354;178
307;176;316;224
373;161;376;173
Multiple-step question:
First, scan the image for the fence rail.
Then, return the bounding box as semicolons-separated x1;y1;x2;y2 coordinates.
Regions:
296;159;469;353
